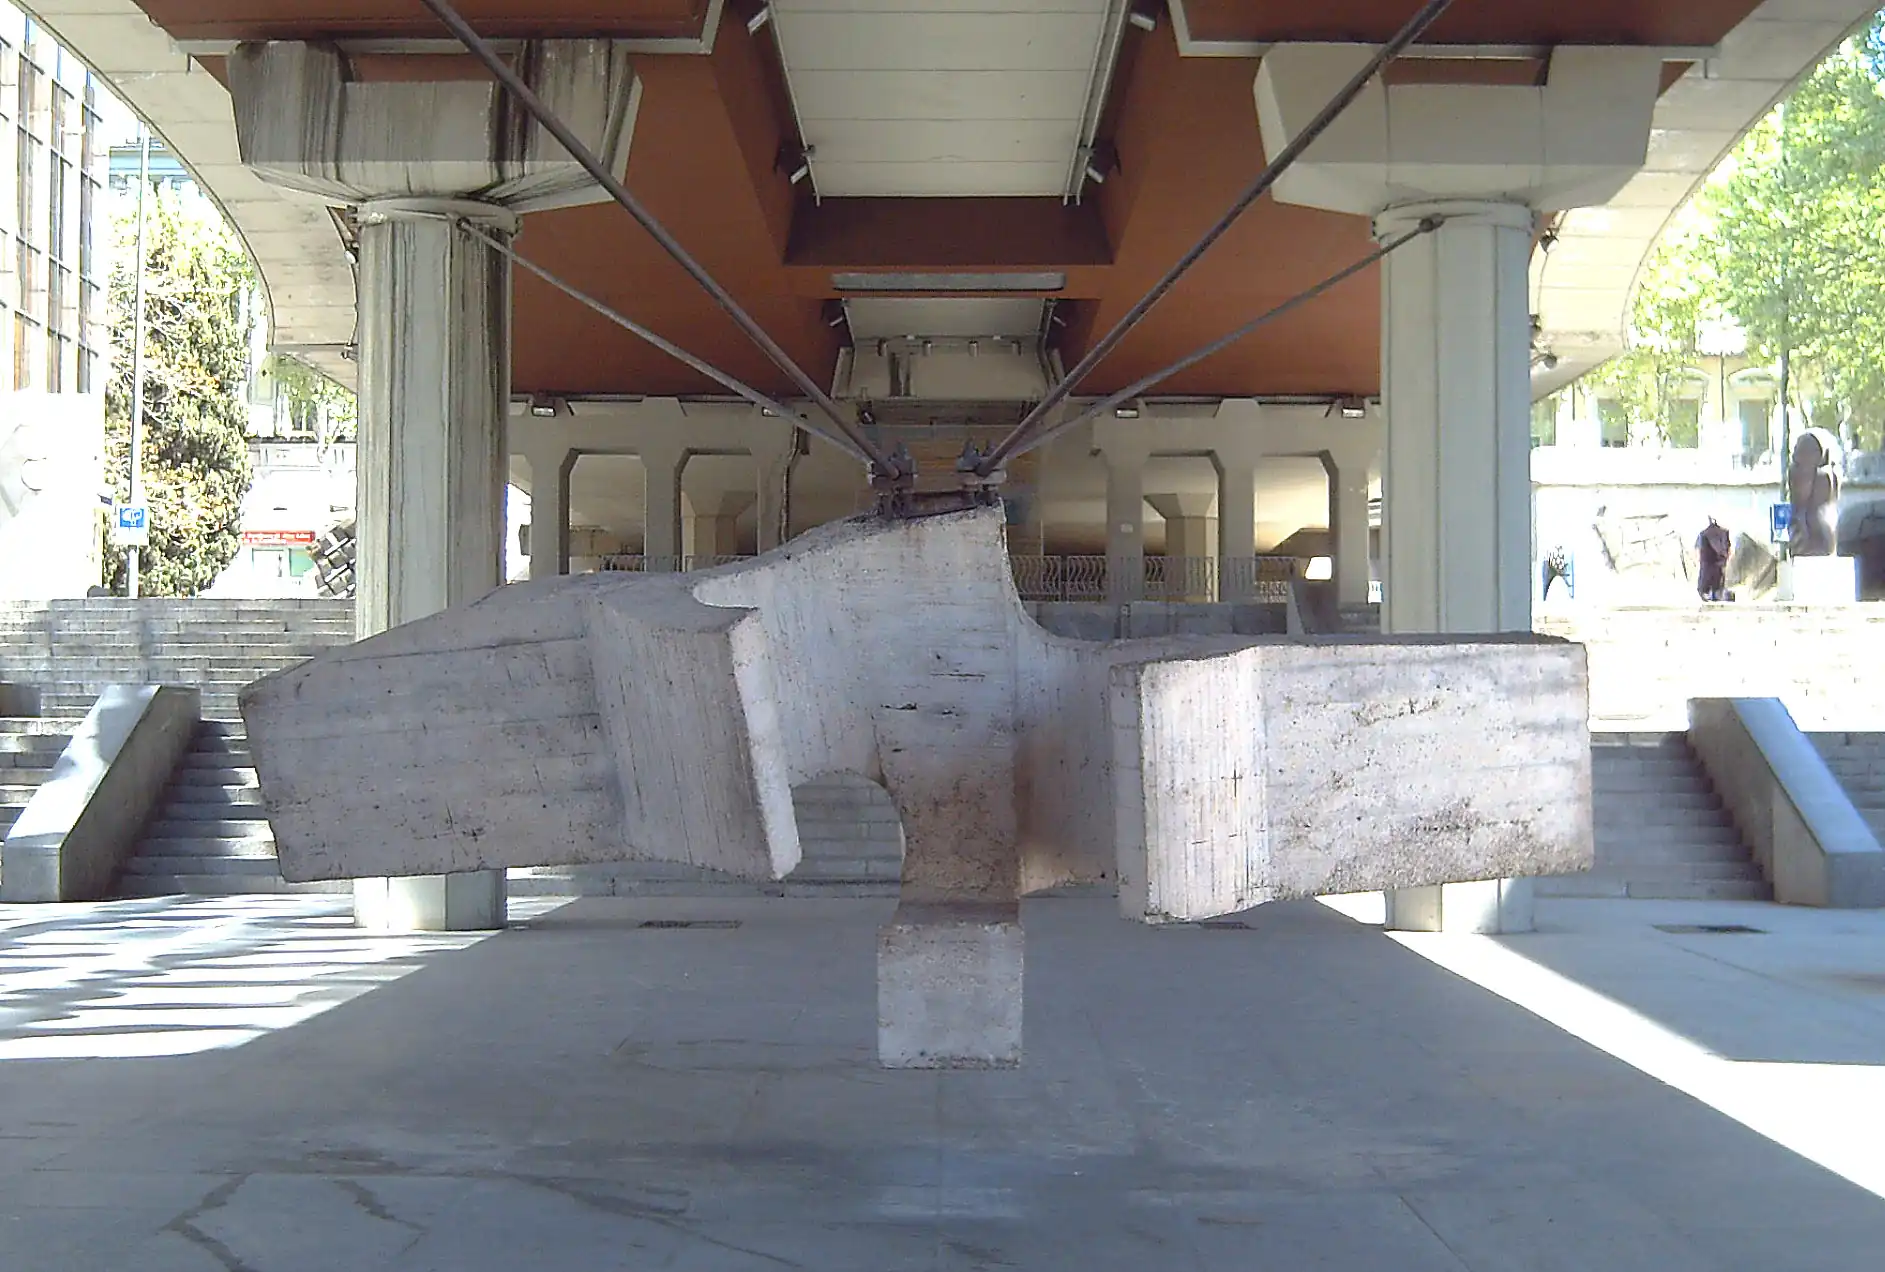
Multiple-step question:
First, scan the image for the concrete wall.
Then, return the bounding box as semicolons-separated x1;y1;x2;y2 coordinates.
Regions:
0;392;103;600
1539;606;1885;731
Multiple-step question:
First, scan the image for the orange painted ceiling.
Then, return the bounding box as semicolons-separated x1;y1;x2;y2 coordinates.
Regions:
144;1;1766;400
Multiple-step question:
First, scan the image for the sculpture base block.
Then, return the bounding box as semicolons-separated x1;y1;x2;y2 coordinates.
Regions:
1778;557;1857;604
878;902;1022;1069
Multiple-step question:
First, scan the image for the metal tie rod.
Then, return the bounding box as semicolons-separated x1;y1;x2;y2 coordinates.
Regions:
454;219;869;460
993;221;1439;465
417;0;903;477
979;0;1458;474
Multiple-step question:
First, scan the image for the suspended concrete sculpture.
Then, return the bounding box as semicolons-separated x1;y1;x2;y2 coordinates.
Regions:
241;507;1592;1067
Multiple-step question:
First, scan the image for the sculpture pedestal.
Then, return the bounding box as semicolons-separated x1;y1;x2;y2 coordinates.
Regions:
1778;557;1857;604
877;902;1022;1069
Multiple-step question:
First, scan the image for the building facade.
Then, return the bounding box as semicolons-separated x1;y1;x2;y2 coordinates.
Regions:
0;1;106;599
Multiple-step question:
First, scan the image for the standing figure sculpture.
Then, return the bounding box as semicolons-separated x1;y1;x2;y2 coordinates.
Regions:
1696;518;1733;602
1788;429;1842;558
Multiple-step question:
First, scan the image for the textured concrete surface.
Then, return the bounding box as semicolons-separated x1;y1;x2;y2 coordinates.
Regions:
878;902;1023;1069
244;508;1590;917
3;892;1885;1269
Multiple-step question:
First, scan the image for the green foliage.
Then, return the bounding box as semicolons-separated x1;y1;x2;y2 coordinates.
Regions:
102;184;255;597
1587;221;1716;447
1614;14;1885;452
268;352;357;442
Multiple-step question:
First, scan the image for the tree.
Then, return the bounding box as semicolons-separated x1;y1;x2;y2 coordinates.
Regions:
102;183;255;596
1601;13;1885;453
1586;217;1717;447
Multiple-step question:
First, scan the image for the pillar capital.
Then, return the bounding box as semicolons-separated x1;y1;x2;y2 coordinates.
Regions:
1255;43;1660;216
229;39;640;212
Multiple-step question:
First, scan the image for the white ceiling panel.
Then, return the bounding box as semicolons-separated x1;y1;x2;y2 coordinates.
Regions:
777;12;1104;73
845;298;1046;339
791;70;1093;123
814;161;1074;197
772;2;1119;197
804;117;1076;164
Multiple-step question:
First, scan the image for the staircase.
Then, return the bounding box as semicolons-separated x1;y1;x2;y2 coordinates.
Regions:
0;599;354;720
0;716;78;846
1809;732;1885;843
118;721;349;897
1539;731;1771;901
509;774;904;897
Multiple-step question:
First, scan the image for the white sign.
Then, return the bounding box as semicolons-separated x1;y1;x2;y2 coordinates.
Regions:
113;503;150;547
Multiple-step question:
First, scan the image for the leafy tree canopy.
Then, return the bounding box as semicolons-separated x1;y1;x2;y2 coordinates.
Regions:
1597;13;1885;452
102;183;254;596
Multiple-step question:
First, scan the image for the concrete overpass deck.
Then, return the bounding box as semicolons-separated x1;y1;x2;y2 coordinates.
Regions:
1;890;1881;1269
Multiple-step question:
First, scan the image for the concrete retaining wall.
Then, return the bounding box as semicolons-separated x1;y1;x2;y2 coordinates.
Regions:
1538;606;1885;730
1687;698;1885;908
0;685;200;901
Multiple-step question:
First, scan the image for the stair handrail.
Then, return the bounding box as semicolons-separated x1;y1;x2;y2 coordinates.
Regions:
1687;698;1885;908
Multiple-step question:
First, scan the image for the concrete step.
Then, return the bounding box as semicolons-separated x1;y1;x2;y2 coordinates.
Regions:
173;769;260;789
133;838;280;859
0;718;84;735
156;801;270;823
1593;837;1754;864
116;874;351;897
0;781;44;802
146;818;272;841
0;751;59;770
0;733;68;755
123;855;287;877
168;786;266;808
183;752;254;769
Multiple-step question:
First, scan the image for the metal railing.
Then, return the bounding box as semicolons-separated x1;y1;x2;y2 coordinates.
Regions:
1009;556;1298;603
597;555;753;573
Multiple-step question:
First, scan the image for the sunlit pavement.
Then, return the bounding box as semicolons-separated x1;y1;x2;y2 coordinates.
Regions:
2;891;1883;1270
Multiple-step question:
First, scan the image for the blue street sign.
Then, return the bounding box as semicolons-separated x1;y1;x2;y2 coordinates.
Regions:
1769;503;1792;545
113;503;150;546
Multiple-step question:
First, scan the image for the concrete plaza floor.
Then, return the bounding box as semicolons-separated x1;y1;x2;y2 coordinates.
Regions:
1;891;1883;1270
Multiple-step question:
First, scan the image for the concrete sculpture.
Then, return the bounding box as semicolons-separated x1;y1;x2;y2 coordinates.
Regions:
1789;429;1843;558
242;507;1592;1067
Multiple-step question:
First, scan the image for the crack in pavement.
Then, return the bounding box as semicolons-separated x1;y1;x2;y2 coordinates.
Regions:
164;1177;258;1272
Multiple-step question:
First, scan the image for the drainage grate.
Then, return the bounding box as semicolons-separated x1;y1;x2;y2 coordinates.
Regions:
1654;923;1765;935
638;919;741;930
1200;920;1252;931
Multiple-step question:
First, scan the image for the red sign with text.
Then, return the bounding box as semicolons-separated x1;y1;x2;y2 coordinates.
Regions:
241;530;317;548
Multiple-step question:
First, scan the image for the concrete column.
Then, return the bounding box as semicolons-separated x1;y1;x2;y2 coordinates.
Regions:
227;38;640;933
756;450;793;553
641;443;685;570
348;201;513;932
525;445;573;580
1329;453;1373;608
1145;493;1217;602
1098;444;1150;603
1217;459;1259;600
1377;202;1537;935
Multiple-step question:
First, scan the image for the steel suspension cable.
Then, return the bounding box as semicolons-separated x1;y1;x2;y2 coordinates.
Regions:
417;0;902;477
979;0;1458;475
452;219;871;461
995;220;1439;466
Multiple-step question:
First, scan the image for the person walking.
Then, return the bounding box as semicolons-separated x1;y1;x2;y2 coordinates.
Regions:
1697;516;1733;602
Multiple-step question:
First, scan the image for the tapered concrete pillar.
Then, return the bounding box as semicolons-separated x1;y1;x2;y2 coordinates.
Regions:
228;37;641;932
1146;493;1217;602
1099;445;1149;603
756;446;794;552
525;445;574;580
1217;459;1259;600
1328;452;1374;608
641;443;685;570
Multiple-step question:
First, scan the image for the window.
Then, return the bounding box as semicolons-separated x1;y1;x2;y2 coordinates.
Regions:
1664;397;1702;449
1598;399;1631;448
1739;398;1772;464
1531;395;1559;449
12;310;31;390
